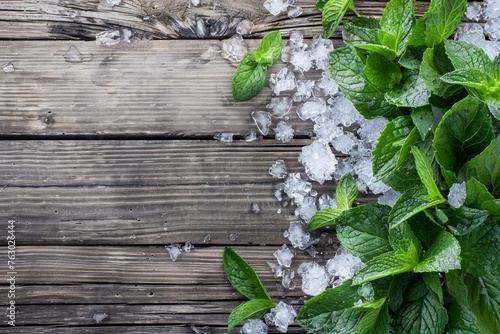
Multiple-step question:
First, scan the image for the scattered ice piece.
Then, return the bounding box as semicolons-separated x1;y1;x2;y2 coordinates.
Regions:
331;132;357;154
448;182;466;208
267;97;293;118
251;203;261;213
318;194;336;210
93;313;109;323
264;301;297;333
213;133;234;143
268;261;296;289
484;0;500;19
274;189;283;201
241;319;268;334
269;160;287;179
309;35;334;70
274;244;295;267
245;131;258;142
306;245;318;258
289;30;305;51
298;262;330;296
183;241;193;252
296;97;327;121
485;16;500;40
191;324;208;334
455;23;500;59
283;173;312;204
466;2;483;21
290;48;313;72
274;121;294;142
107;0;122;6
287;6;303;18
358;117;388;146
316;71;339;96
378;188;401;207
330;95;362;127
96;30;121;46
269;68;297;95
221;34;247;63
264;0;289;16
284;221;311;250
292;80;315;102
357;283;375;303
313;118;343;142
190;0;201;7
252;111;272;135
295;196;317;222
203;234;211;243
236;20;254;36
198;45;220;63
299;140;337;184
229;233;238;241
2;62;15;73
166;244;182;261
326;246;365;286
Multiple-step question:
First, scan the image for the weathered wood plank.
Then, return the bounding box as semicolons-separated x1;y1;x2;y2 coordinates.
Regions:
0;245;336;284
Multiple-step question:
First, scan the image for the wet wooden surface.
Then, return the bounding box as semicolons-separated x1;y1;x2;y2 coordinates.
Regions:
0;0;475;333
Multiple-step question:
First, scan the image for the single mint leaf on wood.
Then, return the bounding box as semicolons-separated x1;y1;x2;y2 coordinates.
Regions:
322;0;355;39
231;53;267;102
353;251;415;285
444;40;493;73
222;247;271;301
433;96;494;174
414;230;461;273
336;203;392;262
378;0;415;56
227;298;275;332
365;52;402;90
463;272;500;334
336;173;358;211
444;206;489;236
385;72;430;107
307;208;343;231
254;31;282;67
458;135;500;194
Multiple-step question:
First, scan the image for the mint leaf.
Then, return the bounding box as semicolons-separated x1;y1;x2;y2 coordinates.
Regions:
464;273;500;334
388;273;416;312
447;301;482;334
422;272;444;306
444;40;493;72
444;206;489;236
411;106;434;140
322;0;354;38
316;0;327;12
464;177;495;209
400;46;426;70
458;135;500;194
414;230;461;273
337;173;358;210
420;47;462;98
353;251;415;285
482;200;500;221
378;0;415;56
228;298;275;332
389;221;422;263
433;96;494;173
411;146;444;201
440;69;488;90
389;186;445;230
343;17;379;44
231;53;267;102
254;31;282;67
307;208;342;231
408;212;444;249
336;203;393;262
356;301;391;334
393;279;448;334
365;52;402;89
222;247;271;300
385;72;430;107
328;46;399;118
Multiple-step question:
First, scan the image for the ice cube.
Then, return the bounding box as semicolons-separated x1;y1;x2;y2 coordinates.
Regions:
283;173;312;203
290;48;313;72
63;45;84;63
268;261;296;289
331;132;357;154
274;121;294;142
289;30;305;51
236;20;254;36
165;244;182;261
96;30;121;46
466;2;483;21
283;221;311;250
241;319;268;334
213;133;234;143
274;244;295;267
358;117;388;146
203;234;211;243
299;140;337;184
316;70;339;96
313;118;343;143
330;95;362;127
287;6;303;18
294;196;317;222
267;97;293;118
269;159;287;179
107;0;122;6
245;131;258;142
296;97;327;121
251;203;261;213
297;262;330;296
484;0;500;19
190;0;201;7
456;23;500;59
326;246;365;286
221;34;248;63
93;313;109;323
485;16;500;40
251;111;272;135
309;35;334;70
269;68;297;95
448;182;466;208
264;0;289;16
264;301;297;333
2;62;15;73
377;188;402;207
292;80;315;102
198;45;220;63
318;194;337;210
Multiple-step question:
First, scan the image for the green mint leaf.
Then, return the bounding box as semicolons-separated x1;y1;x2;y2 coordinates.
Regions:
463;272;500;334
444;40;493;72
343;17;380;44
440;69;488;90
365;52;402;89
411;106;434;140
414;230;461;273
408;212;445;249
336;173;358;210
378;0;415;56
420;47;462;98
444;206;489;236
393;279;448;334
353;251;415;285
389;186;445;230
355;300;391;334
385;71;430;107
328;46;399;118
433;96;494;174
307;208;343;231
458;135;500;194
254;31;282;67
322;0;354;38
316;0;327;13
372;116;421;192
231;53;267;102
389;221;422;264
447;301;482;334
422;272;444;306
388;273;416;312
411;146;444;201
228;298;275;332
485;99;500;120
336;203;392;262
399;46;426;70
482;200;500;221
222;247;271;300
464;177;495;209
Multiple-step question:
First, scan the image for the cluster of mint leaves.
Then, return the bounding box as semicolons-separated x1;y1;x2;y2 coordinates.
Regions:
224;0;499;332
231;31;282;102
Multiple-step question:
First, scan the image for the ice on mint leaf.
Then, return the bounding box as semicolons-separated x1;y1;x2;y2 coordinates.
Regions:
309;35;334;71
356;282;375;303
2;62;15;73
245;131;258;142
287;6;303;18
221;34;247;63
165;244;182;261
326;246;365;286
283;173;312;204
267;97;293;118
448;182;467;208
269;68;297;95
263;0;289;16
295;196;317;222
299;140;337;184
296;97;326;122
96;30;121;46
274;244;295;267
252;111;272;135
283;221;311;250
241;319;268;334
378;188;402;207
292;80;315;102
274;121;294;142
213;133;233;143
236;20;254;36
264;301;297;333
298;262;331;296
466;2;483;21
269;159;287;179
318;194;337;210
